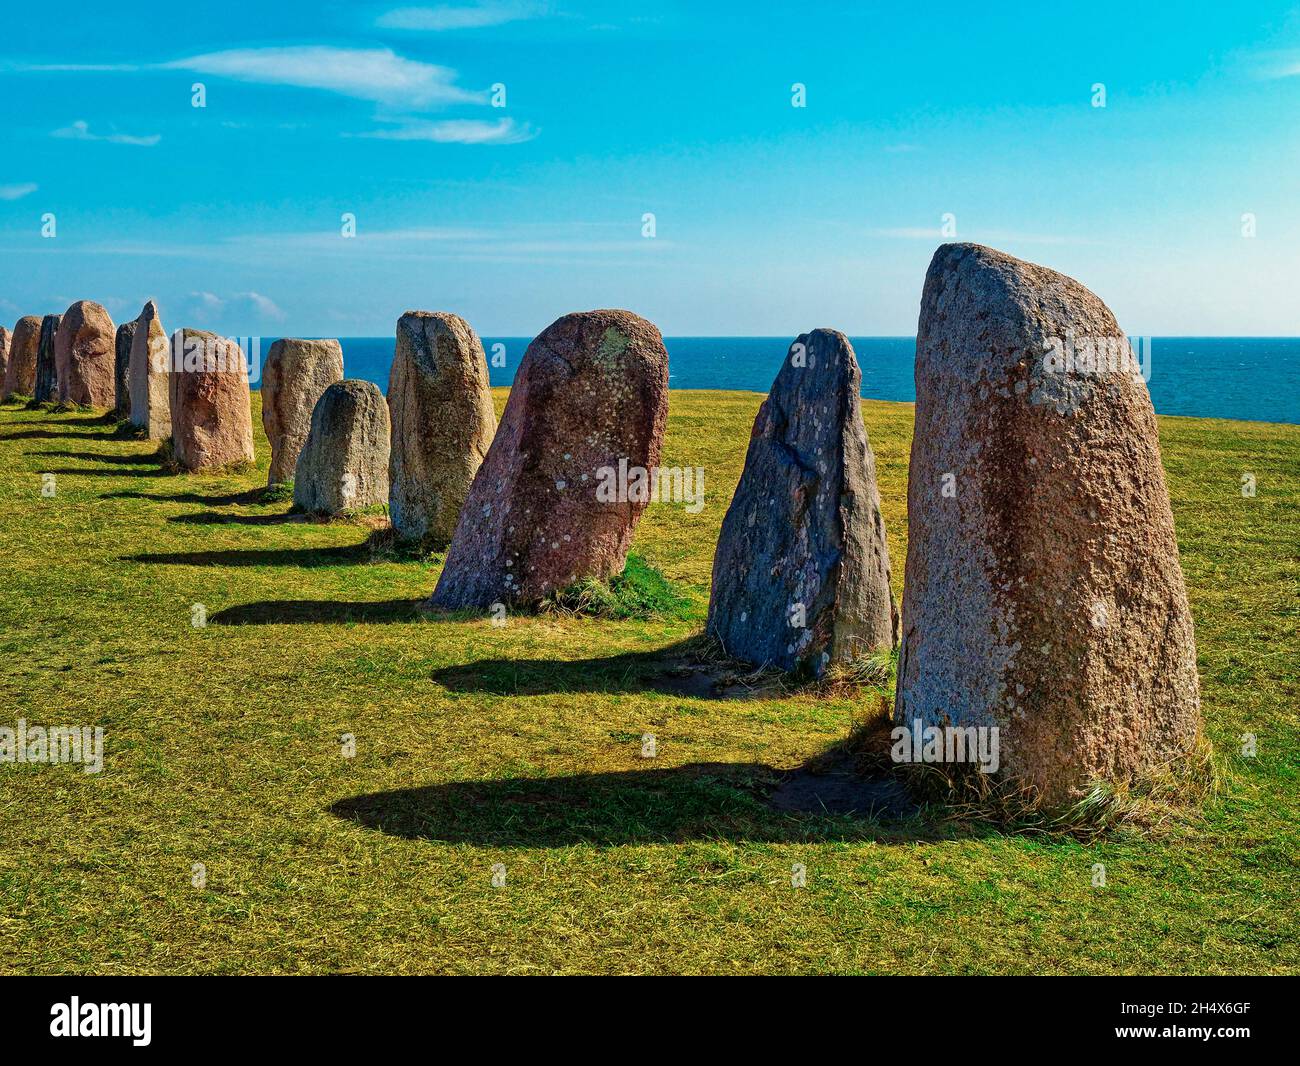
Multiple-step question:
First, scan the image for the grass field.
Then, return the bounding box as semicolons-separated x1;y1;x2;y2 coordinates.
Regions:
0;389;1295;975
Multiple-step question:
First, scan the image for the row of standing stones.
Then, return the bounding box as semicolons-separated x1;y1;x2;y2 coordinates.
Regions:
0;243;1201;806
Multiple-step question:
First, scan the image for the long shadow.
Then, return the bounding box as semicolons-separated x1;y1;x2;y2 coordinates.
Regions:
1;429;115;441
102;488;267;506
432;640;758;700
29;449;160;465
169;510;304;526
123;543;373;568
330;761;927;847
43;465;168;479
212;598;427;624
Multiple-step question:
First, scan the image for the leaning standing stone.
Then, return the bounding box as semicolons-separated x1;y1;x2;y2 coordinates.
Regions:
387;311;496;551
2;316;41;400
430;309;669;610
708;330;897;677
168;329;255;472
896;243;1202;805
34;314;61;404
261;338;344;486
55;300;116;408
293;380;390;515
114;320;137;419
128;301;170;439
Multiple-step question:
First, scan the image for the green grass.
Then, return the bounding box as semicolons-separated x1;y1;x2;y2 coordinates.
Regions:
0;389;1295;975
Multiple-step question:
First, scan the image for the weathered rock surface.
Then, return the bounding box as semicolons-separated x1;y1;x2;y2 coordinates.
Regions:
2;316;41;400
114;320;137;419
387;311;497;550
896;242;1202;805
34;315;60;404
293;380;390;515
128;301;170;439
55;301;116;408
430;309;669;610
168;329;255;472
261;338;344;486
0;326;9;385
708;330;897;677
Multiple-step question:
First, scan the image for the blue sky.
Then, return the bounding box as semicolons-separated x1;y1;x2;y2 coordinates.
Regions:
2;1;1300;337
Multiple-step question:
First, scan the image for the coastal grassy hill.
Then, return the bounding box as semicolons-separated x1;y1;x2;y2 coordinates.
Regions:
0;389;1295;974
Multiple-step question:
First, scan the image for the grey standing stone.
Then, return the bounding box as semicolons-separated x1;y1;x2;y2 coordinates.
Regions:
0;326;10;386
707;330;897;677
114;320;138;419
261;338;344;486
896;243;1202;806
34;315;60;404
293;380;391;515
128;301;170;439
387;311;497;551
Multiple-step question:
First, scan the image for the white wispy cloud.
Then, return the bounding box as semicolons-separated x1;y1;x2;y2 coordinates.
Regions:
161;46;482;108
187;290;284;320
0;182;38;200
51;119;160;147
376;2;546;31
358;117;536;144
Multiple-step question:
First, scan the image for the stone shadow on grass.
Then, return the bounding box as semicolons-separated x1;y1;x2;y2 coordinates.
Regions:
28;449;160;465
42;465;169;479
330;760;925;847
103;488;266;507
168;510;306;526
124;543;375;567
212;598;427;624
432;640;769;700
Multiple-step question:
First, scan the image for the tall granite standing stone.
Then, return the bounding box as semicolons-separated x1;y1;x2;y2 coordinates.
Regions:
708;330;897;677
34;314;60;404
128;301;170;439
168;329;255;472
293;380;390;515
2;316;41;400
388;312;497;551
430;309;669;610
0;326;9;385
896;243;1202;805
261;338;344;486
55;301;116;408
114;320;138;419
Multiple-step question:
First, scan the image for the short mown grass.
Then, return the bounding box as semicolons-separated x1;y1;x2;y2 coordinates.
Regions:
0;389;1295;974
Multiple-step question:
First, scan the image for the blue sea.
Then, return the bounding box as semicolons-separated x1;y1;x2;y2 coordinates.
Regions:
256;337;1300;425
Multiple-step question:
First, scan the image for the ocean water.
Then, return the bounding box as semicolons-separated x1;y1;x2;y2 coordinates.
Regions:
256;337;1300;425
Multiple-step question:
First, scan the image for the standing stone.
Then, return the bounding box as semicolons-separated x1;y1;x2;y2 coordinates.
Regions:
168;329;255;472
896;243;1202;805
128;301;170;439
388;312;497;551
0;326;9;385
708;330;897;677
114;321;138;419
1;316;41;400
261;338;344;486
293;380;390;515
430;309;669;610
34;314;60;404
55;301;116;408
